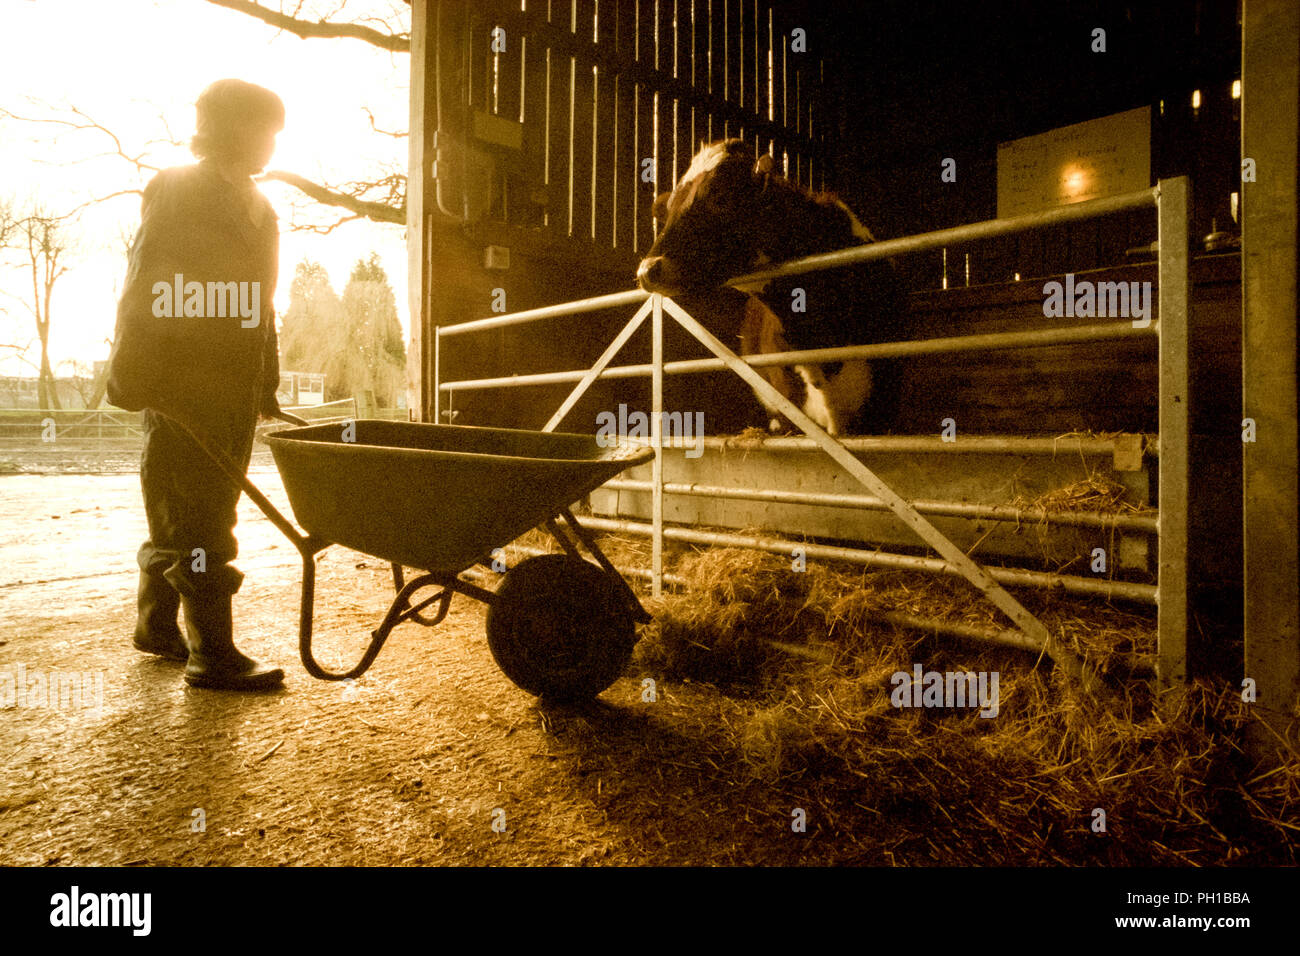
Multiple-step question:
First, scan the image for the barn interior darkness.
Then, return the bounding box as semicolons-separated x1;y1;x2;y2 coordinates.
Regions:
820;0;1241;286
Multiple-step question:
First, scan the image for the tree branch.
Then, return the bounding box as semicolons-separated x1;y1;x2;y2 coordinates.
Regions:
260;169;405;225
363;107;407;139
0;105;163;177
297;212;366;234
62;190;145;218
202;0;410;51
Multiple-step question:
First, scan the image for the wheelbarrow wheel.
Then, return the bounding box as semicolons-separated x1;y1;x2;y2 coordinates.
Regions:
486;554;637;701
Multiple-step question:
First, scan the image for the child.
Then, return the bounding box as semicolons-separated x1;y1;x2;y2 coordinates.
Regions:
107;79;286;690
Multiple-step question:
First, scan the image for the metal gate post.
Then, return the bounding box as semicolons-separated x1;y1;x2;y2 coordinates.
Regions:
1242;0;1300;747
433;327;441;424
651;293;665;598
1156;176;1191;690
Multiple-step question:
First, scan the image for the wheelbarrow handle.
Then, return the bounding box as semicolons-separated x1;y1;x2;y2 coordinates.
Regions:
272;409;311;427
158;411;311;550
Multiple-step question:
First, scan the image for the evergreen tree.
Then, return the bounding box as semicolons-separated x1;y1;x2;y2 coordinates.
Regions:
279;259;344;378
277;254;406;407
339;253;406;407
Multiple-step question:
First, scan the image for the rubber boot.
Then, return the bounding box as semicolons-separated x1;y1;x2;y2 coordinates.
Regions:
132;570;189;661
180;590;284;690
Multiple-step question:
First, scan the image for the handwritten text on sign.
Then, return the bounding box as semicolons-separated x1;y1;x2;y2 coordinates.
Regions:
997;106;1150;219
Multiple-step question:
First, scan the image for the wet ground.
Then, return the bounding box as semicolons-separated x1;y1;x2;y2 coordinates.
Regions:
0;453;858;866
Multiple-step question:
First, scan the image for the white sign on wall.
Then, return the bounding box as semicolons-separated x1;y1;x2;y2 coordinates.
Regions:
997;106;1151;219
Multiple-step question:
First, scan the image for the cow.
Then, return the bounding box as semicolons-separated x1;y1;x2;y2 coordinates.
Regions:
636;138;903;437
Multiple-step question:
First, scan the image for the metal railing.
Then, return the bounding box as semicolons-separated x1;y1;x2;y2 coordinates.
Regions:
0;408;147;442
0;398;369;447
433;179;1190;693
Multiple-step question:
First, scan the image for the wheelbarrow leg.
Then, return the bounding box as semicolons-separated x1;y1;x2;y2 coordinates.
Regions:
299;551;457;681
390;563;452;627
554;509;651;624
294;537;360;681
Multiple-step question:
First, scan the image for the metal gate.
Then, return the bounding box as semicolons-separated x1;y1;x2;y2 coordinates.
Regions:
431;178;1192;699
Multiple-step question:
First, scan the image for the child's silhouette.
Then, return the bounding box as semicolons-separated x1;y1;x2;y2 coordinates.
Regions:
108;79;286;690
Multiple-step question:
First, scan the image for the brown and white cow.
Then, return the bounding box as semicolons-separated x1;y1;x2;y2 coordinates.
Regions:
637;138;903;436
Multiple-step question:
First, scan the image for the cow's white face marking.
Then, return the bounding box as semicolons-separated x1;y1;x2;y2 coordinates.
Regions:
653;141;733;227
679;141;731;189
795;360;873;437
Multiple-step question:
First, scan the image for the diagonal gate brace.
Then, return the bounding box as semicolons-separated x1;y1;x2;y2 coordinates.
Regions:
543;297;653;433
659;296;1112;699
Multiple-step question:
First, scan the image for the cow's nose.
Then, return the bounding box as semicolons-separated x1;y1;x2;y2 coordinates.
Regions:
637;255;670;292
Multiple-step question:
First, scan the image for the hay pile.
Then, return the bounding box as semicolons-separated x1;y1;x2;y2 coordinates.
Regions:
628;546;1299;865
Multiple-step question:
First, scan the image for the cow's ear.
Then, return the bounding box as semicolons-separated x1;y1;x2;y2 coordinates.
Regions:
754;153;775;176
652;191;671;221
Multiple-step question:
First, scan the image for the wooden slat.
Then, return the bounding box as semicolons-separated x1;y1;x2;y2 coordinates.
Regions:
635;65;656;255
572;1;596;239
809;53;822;189
673;0;693;184
752;0;765;132
763;2;777;159
737;0;748;116
547;0;574;234
1242;0;1300;731
690;0;709;150
593;0;618;246
708;0;726;138
569;0;596;241
520;5;550;229
635;0;656;244
612;0;637;252
407;0;433;419
493;0;523;120
791;54;803;184
655;1;674;194
722;0;737;127
773;6;788;173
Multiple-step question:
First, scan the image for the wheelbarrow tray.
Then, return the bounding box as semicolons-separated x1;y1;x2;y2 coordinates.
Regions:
264;420;653;573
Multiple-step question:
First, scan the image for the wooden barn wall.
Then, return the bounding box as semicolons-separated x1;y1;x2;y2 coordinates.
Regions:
895;253;1241;436
426;0;832;431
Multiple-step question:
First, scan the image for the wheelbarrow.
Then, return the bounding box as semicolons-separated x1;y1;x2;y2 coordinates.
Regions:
174;411;656;701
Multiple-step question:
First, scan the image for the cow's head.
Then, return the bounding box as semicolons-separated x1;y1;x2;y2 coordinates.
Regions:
637;139;776;295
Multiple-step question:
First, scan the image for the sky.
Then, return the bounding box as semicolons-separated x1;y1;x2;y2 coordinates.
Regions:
0;0;410;377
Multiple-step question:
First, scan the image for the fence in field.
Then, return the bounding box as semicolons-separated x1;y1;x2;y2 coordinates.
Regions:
0;399;388;468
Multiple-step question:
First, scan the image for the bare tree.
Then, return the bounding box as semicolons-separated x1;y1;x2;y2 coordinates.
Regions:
60;359;104;410
0;100;407;233
3;2;413;232
1;206;74;411
0;198;14;246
